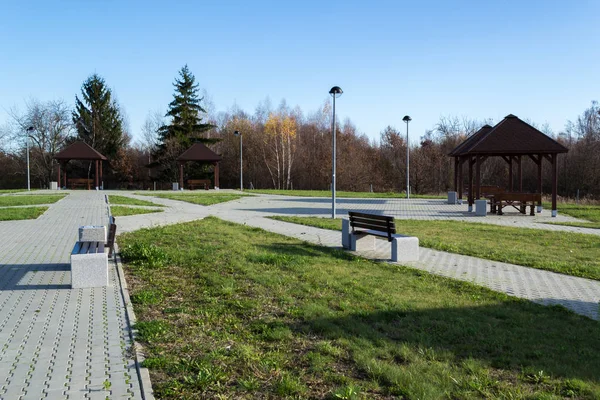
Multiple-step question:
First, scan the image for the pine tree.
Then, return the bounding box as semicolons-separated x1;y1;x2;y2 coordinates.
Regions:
158;65;215;147
72;74;124;159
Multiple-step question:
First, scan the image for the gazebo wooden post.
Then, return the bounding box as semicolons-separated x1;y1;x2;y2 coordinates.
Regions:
57;163;61;188
468;156;474;211
453;157;459;193
475;155;481;199
64;168;67;190
517;155;523;192
508;156;513;191
214;162;220;189
100;161;103;189
457;157;464;200
552;153;558;217
95;160;99;189
179;162;184;190
537;154;543;213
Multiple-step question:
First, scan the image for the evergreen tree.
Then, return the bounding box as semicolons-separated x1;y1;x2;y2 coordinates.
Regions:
158;65;215;147
72;74;124;159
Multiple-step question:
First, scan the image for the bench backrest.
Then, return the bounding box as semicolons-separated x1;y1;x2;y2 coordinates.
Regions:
348;211;396;242
69;178;93;183
495;192;541;202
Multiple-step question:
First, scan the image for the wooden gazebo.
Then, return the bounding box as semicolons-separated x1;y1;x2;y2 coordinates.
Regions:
177;143;222;190
449;114;569;217
54;141;107;189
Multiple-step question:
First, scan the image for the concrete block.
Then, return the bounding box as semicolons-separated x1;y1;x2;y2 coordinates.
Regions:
349;232;376;252
537;205;542;213
71;242;108;288
475;199;487;216
341;218;350;249
391;235;420;262
172;182;179;191
50;181;58;190
79;225;106;242
552;209;557;217
468;205;473;212
447;191;457;204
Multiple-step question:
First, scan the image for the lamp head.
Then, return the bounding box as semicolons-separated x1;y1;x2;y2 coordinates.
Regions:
234;130;241;136
329;86;343;98
402;115;412;123
26;126;35;132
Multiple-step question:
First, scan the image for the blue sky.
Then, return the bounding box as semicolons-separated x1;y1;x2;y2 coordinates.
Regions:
1;0;598;143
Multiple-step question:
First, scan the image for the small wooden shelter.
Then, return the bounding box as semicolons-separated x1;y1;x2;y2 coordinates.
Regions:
54;141;107;189
177;143;223;190
449;114;568;216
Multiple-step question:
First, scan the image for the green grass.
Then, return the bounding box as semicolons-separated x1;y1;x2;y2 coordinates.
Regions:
543;202;600;229
0;189;30;194
0;206;48;221
109;206;163;217
270;216;600;281
0;194;66;207
108;195;163;207
248;189;445;199
137;192;246;206
119;217;600;399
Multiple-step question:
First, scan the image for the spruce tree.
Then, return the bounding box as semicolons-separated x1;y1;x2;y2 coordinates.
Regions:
158;65;215;147
72;74;124;159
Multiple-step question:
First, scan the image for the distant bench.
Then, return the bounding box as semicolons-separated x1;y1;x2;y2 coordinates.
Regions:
342;211;419;262
68;178;92;190
494;193;542;216
187;179;210;190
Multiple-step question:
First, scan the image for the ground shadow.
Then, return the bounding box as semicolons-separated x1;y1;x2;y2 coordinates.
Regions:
0;263;71;290
255;242;355;262
275;198;389;205
289;302;600;384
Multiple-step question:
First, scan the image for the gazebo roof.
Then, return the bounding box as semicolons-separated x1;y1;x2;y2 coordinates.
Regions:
54;141;107;161
449;114;568;156
177;142;222;162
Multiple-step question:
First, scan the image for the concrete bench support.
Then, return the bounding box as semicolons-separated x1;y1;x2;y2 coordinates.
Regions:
447;191;457;204
391;235;420;262
349;232;376;252
79;225;106;242
475;199;487;216
341;218;350;249
71;241;108;288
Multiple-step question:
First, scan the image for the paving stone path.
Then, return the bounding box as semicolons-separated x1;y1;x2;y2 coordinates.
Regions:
0;192;141;400
116;191;600;320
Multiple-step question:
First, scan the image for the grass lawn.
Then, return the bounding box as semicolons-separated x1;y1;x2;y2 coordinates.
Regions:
0;189;29;194
119;217;600;399
108;195;163;207
109;206;163;217
0;206;48;221
0;194;66;207
137;192;247;206
270;216;600;281
544;202;600;229
248;189;445;199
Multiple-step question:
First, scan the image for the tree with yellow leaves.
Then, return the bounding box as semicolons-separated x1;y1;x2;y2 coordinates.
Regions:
263;113;297;189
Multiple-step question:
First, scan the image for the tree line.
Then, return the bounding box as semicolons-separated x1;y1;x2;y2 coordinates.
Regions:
1;67;598;198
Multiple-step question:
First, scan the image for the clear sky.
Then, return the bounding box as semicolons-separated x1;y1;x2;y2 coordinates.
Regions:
1;0;598;143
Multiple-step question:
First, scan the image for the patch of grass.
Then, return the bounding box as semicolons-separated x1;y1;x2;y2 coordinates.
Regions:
109;205;163;217
119;217;600;399
0;194;66;207
248;189;444;199
0;206;48;221
543;202;600;229
0;189;29;194
270;215;600;280
108;195;163;207
138;192;246;206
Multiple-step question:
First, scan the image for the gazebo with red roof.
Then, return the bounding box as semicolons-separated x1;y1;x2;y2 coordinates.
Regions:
54;141;107;189
449;114;569;217
176;142;223;190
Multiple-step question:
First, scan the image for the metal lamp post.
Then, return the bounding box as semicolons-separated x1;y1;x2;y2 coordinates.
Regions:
234;130;243;190
329;86;343;218
26;126;34;191
402;115;411;199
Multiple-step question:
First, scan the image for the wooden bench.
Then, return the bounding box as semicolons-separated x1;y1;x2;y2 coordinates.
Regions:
494;193;542;216
187;179;210;190
344;212;419;262
68;178;92;190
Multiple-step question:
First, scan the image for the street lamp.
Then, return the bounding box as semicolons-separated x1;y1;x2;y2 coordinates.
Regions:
26;126;34;191
234;130;243;191
402;115;411;199
329;86;343;218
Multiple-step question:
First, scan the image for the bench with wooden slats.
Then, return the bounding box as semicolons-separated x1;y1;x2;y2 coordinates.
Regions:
348;211;396;242
187;179;211;190
68;178;92;190
73;241;105;255
345;211;419;262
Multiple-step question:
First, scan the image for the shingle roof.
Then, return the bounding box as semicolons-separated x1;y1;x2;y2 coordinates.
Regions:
54;141;107;160
449;114;568;156
177;142;222;162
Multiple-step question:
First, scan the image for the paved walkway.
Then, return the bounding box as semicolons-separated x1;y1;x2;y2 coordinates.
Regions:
114;191;600;320
0;192;142;399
